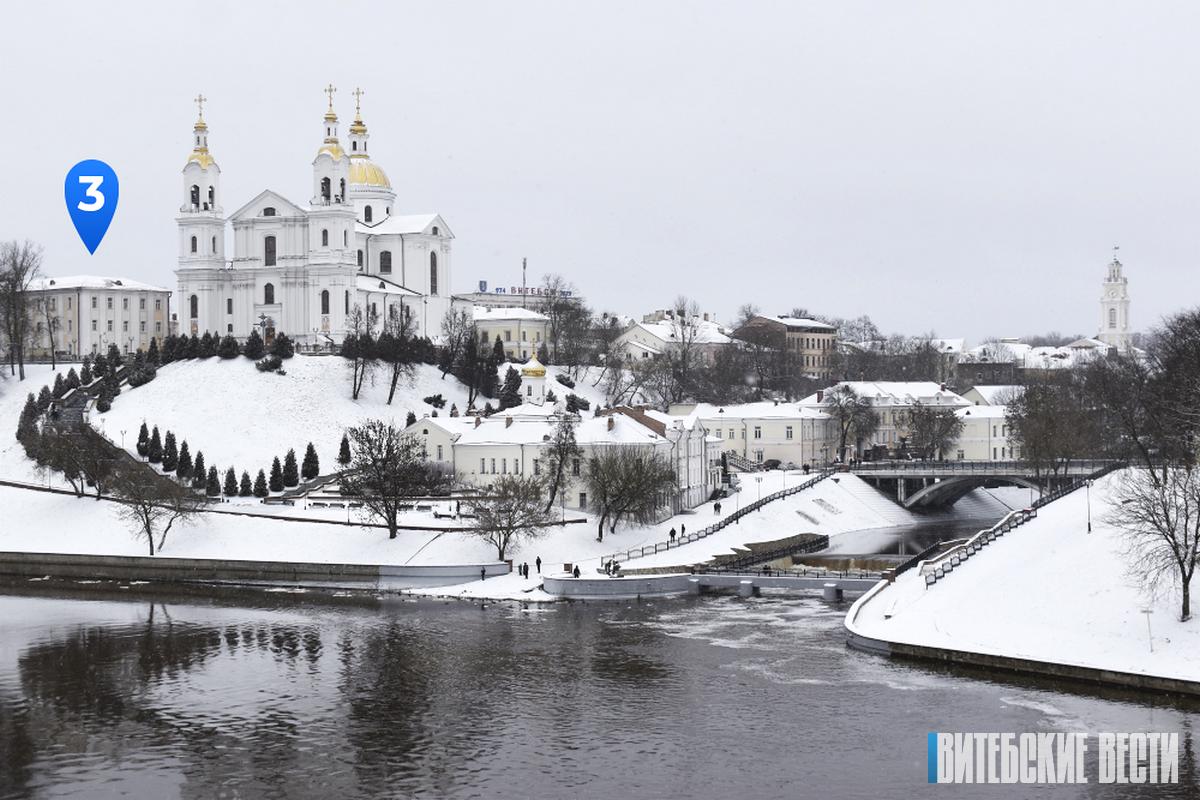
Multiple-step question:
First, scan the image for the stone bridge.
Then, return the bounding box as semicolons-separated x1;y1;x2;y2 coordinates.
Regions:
848;460;1114;510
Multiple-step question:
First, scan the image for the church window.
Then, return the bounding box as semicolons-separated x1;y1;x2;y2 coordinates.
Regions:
212;236;217;253
139;298;145;310
357;249;364;267
190;185;200;207
321;290;330;315
264;283;275;305
189;295;198;319
262;207;276;217
226;298;233;315
352;141;357;152
339;179;346;202
190;236;197;253
430;252;438;295
321;229;329;247
364;205;373;223
321;177;331;202
208;186;214;207
1109;308;1117;329
380;250;392;274
264;236;277;266
432;226;439;235
227;324;233;333
344;290;350;314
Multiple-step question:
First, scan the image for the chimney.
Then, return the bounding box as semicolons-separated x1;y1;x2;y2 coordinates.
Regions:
607;416;615;431
474;416;482;428
505;416;513;428
816;390;824;403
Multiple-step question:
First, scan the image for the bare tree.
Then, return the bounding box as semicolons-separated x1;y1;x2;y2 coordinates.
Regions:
585;445;676;541
901;401;965;460
1109;466;1200;621
378;304;418;405
0;240;43;380
343;304;378;400
111;465;202;556
40;297;59;369
537;273;578;360
823;385;880;462
542;413;583;512
340;419;456;538
1006;369;1101;482
439;306;474;379
467;474;555;559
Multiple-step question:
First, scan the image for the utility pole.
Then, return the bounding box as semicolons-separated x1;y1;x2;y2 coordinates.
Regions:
521;257;527;309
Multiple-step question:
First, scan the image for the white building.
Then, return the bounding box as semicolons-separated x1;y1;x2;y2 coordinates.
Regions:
474;306;550;361
1098;253;1132;350
26;276;172;358
955;405;1021;461
175;90;453;350
960;385;1022;406
670;401;838;468
799;381;971;458
611;314;732;365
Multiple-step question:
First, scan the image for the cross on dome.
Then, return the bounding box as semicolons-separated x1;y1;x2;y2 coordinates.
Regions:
324;83;337;110
353;87;364;114
194;93;207;120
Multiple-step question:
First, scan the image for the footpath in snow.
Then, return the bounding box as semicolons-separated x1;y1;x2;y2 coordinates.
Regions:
847;470;1200;684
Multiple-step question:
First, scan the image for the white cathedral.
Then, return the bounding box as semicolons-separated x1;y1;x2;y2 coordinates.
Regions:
175;87;453;349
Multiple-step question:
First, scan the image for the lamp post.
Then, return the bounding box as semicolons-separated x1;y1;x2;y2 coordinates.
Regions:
1086;479;1093;533
755;475;763;504
1141;608;1154;653
120;429;126;451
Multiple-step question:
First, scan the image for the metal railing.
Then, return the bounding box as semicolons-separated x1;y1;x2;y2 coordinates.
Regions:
605;470;834;566
849;458;1121;475
703;534;830;571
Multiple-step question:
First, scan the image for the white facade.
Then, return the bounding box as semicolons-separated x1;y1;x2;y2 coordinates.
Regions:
26;276;172;358
955;405;1021;461
670;401;838;468
474;306;550;361
611;317;732;365
175;93;453;349
1098;254;1132;350
799;382;971;458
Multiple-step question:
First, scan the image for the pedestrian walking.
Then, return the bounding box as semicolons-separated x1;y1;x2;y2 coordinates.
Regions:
523;562;530;579
572;565;581;578
535;556;542;574
669;527;677;542
681;524;686;537
480;567;486;582
714;502;722;515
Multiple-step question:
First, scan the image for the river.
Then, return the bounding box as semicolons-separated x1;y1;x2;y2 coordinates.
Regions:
0;584;1197;800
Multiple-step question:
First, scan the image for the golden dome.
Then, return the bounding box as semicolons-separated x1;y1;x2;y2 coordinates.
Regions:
521;357;546;378
186;150;215;169
317;141;345;161
349;158;391;188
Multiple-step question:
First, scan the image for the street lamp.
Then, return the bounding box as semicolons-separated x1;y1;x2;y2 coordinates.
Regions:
755;475;763;504
120;429;126;451
1086;479;1093;533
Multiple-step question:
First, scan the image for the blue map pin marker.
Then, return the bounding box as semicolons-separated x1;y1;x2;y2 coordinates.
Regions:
65;159;119;254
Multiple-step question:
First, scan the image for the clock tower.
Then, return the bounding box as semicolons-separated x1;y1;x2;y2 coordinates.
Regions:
1098;250;1131;350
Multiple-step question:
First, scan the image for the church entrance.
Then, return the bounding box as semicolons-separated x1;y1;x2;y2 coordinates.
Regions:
265;327;276;347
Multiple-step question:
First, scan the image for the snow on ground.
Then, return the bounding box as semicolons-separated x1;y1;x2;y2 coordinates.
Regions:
848;470;1200;682
0;364;73;482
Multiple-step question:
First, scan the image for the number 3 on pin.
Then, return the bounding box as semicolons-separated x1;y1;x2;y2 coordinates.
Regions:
65;160;119;254
77;176;105;211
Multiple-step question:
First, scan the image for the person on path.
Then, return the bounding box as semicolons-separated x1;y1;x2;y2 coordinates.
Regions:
714;502;722;516
681;524;686;537
535;556;542;575
523;562;530;579
572;565;581;578
480;567;486;582
669;527;677;542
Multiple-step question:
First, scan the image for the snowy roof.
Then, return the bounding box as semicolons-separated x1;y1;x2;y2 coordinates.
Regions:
956;405;1009;420
473;305;550;322
964;385;1022;405
28;275;170;293
799;382;969;408
357;275;421;296
928;338;965;354
447;413;665;446
674;401;830;421
356;213;449;237
622;320;731;347
767;316;837;331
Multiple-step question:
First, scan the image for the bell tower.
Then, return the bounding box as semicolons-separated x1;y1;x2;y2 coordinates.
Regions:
1098;247;1131;350
177;93;225;271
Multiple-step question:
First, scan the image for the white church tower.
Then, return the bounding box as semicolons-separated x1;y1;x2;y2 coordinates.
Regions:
176;94;225;333
1098;249;1131;350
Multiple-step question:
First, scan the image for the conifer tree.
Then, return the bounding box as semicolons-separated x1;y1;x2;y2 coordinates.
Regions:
136;422;150;457
36;386;52;412
537;341;550;365
161;431;178;472
206;466;221;497
147;337;160;365
269;457;284;492
52;373;66;399
187;333;200;358
177;441;193;481
66;367;80;391
92;352;108;379
199;331;216;358
192;451;207;490
493;335;506;362
282;448;299;487
223;467;238;496
406;411;417;427
301;443;320;480
147;426;163;463
482;401;495;417
106;344;121;369
499;366;522;410
133;349;146;369
449;404;459;417
80;360;92;385
16;394;39;444
239;470;253;496
243;328;265;359
272;333;295;359
337;433;352;467
218;334;239;359
253;469;269;498
161;334;177;363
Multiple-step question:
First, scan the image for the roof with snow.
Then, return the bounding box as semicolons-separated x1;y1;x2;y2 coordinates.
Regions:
799;382;969;408
672;401;830;421
621;319;732;347
963;385;1023;405
357;275;422;296
355;213;450;237
473;305;550;322
765;315;837;331
29;275;171;293
956;405;1009;420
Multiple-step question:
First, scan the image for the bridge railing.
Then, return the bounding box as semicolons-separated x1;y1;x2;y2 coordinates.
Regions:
849;458;1122;475
604;470;834;567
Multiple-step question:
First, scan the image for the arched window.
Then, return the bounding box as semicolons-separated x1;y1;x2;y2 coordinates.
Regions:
380;250;392;274
344;290;350;315
189;295;198;319
226;298;233;315
190;185;200;207
1109;308;1117;329
352;141;357;152
321;177;331;202
321;289;330;315
357;249;363;267
321;228;329;247
211;235;217;253
364;206;373;223
371;302;378;318
264;235;276;267
208;186;214;206
264;283;275;305
227;324;233;333
430;252;439;295
432;226;439;236
262;207;276;217
339;178;346;201
343;230;347;246
190;236;197;253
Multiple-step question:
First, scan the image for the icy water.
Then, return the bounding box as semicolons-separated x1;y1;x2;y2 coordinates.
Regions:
0;588;1197;800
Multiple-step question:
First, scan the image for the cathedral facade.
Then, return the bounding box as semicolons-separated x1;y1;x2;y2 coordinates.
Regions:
175;89;453;349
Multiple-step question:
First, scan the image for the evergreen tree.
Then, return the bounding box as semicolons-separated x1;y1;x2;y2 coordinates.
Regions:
136;422;150;456
282;448;300;487
269;457;284;492
272;332;295;359
406;411;417;427
499;366;522;410
80;360;92;385
243;328;265;359
187;333;200;358
199;331;216;358
147;426;163;463
493;335;506;362
449;404;459;417
177;440;193;481
206;466;221;497
301;442;320;480
161;334;177;363
537;341;550;365
133;349;146;369
147;337;160;365
52;373;66;399
95;393;112;413
36;385;52;412
482;401;495;417
239;470;253;497
106;345;122;374
223;467;238;496
66;367;80;391
16;394;39;444
218;334;240;358
253;469;269;498
161;431;178;472
192;451;206;490
337;433;352;467
92;352;108;379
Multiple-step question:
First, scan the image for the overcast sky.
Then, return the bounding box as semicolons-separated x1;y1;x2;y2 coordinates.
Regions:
4;1;1199;342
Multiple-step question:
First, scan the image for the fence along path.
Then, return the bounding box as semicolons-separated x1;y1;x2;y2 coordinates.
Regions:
606;470;834;566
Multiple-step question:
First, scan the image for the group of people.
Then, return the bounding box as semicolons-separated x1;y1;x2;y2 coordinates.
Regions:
667;524;687;543
517;557;543;579
603;560;622;576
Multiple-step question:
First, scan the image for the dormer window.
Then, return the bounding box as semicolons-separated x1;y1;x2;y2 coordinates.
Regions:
263;207;276;217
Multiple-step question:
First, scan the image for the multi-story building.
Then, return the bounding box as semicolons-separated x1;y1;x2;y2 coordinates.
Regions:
25;275;172;359
669;400;838;467
473;306;551;361
733;315;838;380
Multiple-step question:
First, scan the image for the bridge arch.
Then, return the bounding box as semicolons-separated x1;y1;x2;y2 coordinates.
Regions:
903;476;1041;510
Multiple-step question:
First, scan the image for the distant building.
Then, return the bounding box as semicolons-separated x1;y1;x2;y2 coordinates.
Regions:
960;385;1022;406
611;313;732;365
955;405;1021;461
1098;253;1132;350
669;400;838;467
473;306;550;361
25;275;172;359
732;315;838;380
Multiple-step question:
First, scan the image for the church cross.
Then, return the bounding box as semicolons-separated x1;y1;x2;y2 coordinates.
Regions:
194;93;207;120
324;83;337;109
353;87;364;113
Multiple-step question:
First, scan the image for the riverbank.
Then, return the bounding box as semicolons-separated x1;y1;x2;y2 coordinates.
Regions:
846;469;1200;694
